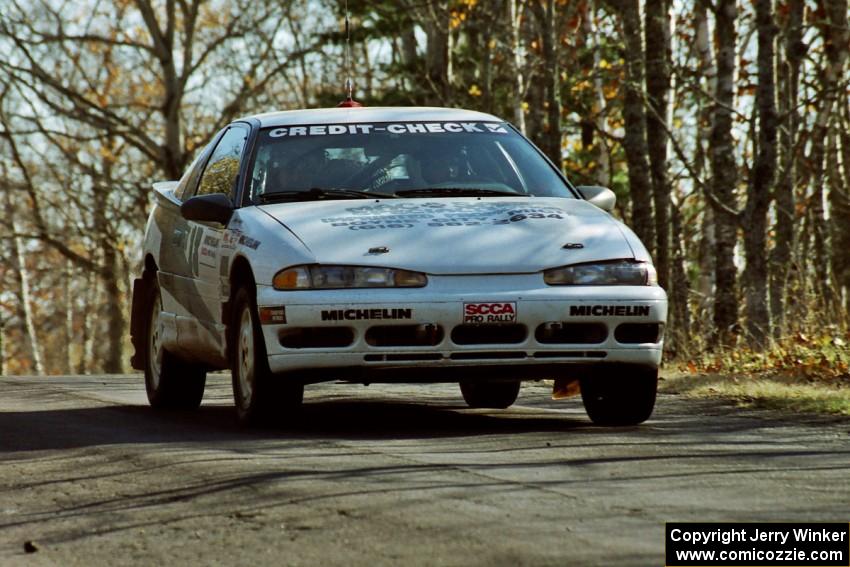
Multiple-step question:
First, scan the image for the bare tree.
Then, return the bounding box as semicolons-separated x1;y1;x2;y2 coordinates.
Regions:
506;0;527;134
644;0;672;290
1;174;45;375
607;0;655;250
709;0;739;345
805;0;849;312
742;0;778;348
0;0;314;179
825;0;850;317
527;0;561;167
401;0;453;105
769;0;804;338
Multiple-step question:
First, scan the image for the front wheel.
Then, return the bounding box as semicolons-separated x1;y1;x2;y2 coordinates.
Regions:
459;380;521;409
231;286;303;424
143;278;206;410
579;364;657;425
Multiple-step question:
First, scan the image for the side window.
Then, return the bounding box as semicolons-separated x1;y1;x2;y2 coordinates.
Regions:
174;147;209;201
196;125;249;197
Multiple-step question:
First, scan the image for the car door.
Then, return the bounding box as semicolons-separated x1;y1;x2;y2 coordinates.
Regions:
152;139;216;337
168;123;250;366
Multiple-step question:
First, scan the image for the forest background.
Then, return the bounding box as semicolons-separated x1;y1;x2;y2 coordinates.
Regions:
0;0;847;377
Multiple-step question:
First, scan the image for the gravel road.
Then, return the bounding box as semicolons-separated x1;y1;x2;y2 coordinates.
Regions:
0;374;848;566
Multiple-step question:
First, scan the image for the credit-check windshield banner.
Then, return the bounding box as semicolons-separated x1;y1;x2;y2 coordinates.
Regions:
267;122;510;138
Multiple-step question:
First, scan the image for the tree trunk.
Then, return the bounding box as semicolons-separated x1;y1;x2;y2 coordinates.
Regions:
11;218;45;375
582;0;612;186
481;15;493;114
694;4;716;315
709;0;740;345
401;25;418;70
608;0;655;251
769;0;803;338
400;24;418;94
816;0;850;324
506;0;527;133
828;127;850;325
0;318;5;376
65;259;75;374
530;0;562;166
361;42;374;100
836;90;850;317
526;69;546;150
422;1;452;105
78;270;98;375
807;0;849;315
742;0;777;348
542;0;561;168
101;242;126;374
669;200;691;354
644;0;671;290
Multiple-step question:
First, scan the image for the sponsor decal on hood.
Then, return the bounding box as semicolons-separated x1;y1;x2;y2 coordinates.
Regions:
259;197;636;274
320;201;573;231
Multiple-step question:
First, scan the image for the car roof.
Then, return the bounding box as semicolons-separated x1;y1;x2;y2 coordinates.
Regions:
246;106;505;128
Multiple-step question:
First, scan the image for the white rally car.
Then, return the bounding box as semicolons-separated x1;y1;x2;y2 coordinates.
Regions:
129;106;667;425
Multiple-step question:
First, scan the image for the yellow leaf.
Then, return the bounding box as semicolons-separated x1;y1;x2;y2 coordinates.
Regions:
599;58;610;69
468;84;482;97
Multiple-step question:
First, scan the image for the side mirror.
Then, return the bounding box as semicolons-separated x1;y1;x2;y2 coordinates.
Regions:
576;185;616;212
181;193;234;225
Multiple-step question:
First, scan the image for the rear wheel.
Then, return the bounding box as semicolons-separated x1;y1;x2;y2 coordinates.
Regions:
459;380;521;409
231;286;303;424
143;279;206;409
579;364;657;425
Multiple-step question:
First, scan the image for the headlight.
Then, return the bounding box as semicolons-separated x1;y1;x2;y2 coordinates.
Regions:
273;264;428;290
544;260;657;286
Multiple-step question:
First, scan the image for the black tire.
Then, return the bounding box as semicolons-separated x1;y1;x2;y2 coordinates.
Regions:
143;278;206;410
579;364;657;425
459;380;521;409
230;286;303;425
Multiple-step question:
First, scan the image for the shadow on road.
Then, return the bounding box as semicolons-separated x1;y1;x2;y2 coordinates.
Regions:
0;396;596;454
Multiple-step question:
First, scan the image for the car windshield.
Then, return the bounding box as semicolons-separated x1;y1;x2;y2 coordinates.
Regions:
248;121;576;201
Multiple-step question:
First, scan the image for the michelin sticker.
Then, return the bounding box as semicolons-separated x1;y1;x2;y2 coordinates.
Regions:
267;122;509;138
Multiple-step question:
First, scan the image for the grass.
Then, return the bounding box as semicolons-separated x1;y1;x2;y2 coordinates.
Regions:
663;330;850;416
661;371;850;416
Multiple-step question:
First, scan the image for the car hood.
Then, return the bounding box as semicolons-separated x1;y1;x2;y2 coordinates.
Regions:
258;197;637;274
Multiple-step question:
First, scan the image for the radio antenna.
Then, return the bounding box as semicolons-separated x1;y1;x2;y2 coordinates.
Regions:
337;0;362;107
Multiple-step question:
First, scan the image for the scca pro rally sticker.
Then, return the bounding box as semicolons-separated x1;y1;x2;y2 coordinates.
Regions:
463;302;517;324
267;122;509;138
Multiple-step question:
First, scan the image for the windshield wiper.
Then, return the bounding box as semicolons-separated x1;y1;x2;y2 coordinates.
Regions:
258;187;394;203
395;187;524;198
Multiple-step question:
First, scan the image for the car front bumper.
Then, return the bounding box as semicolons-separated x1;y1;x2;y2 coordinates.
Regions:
255;274;667;379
